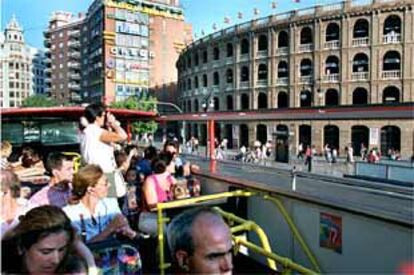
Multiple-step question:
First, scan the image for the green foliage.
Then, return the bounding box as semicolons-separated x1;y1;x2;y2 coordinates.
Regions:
22;94;59;107
110;95;158;134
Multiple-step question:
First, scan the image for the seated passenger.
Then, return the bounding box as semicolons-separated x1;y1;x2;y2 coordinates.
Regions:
167;207;233;274
0;141;12;169
2;205;89;274
0;169;33;237
29;152;74;208
164;141;200;178
63;164;137;243
135;145;157;178
139;152;176;236
13;147;46;179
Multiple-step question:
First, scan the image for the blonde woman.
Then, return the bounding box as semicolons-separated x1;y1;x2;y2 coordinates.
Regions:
63;164;136;243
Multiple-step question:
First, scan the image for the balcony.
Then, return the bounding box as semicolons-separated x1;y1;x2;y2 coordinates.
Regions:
45;78;52;83
69;51;80;59
324;40;340;49
299;44;313;52
68;83;81;90
240;81;250;88
225;57;233;65
323;74;339;82
70;73;81;80
300;76;313;83
240;54;249;62
276;47;288;56
44;67;52;73
68;40;80;49
69;30;80;38
256;79;267;87
68;62;80;69
382;70;401;79
383;34;401;44
44;38;51;48
276;77;288;85
352;37;369;47
352;72;369;81
226;84;233;90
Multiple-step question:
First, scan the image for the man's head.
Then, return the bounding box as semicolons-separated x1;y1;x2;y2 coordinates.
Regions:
167;207;233;274
46;152;74;184
164;140;179;155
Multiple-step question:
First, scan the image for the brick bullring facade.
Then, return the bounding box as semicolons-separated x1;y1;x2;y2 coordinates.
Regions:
176;0;414;159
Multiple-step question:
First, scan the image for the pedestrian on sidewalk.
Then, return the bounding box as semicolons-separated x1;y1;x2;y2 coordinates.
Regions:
297;142;304;160
304;145;312;172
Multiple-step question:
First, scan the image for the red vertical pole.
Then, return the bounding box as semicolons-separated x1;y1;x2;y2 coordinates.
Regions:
209;119;216;173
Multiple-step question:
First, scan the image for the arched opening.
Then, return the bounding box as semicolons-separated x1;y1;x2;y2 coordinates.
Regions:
383;51;401;71
187;78;191;90
353;19;369;38
213;47;220;60
241;66;249;82
300;59;312;76
225;124;233;149
258;93;268;109
300;90;312;107
258;64;268;80
226;43;233;57
187;100;192;112
278;31;289;48
187;57;191;68
352;88;368;105
202;74;207;87
213;71;219;86
193;124;199;138
226;69;233;84
194;99;199;112
194;52;199;66
213;97;219;111
258;34;268;51
383;86;400;104
194;76;199;88
300;27;313;44
353;53;369;72
299;125;312;148
325;89;339;106
324;125;340;151
239;124;249;147
381;126;400;155
241;94;249;110
326;22;340;41
383;15;401;36
351;125;369;156
241;38;249;55
277;92;288;108
277;61;288;78
202;50;208;63
275;124;289;163
256;124;267;145
325;56;339;75
226;95;233;110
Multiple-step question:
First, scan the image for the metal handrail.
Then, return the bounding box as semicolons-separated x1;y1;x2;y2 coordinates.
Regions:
155;189;321;274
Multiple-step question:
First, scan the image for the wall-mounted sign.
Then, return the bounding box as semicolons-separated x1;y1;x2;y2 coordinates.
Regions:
116;21;148;37
320;212;342;254
109;46;149;60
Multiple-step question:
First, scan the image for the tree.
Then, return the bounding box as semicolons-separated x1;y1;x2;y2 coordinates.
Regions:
110;95;158;135
22;94;59;107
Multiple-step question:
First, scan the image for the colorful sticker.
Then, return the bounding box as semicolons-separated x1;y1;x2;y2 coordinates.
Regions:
320;212;342;254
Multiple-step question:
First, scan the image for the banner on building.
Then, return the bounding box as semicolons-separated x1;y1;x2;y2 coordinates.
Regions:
369;127;379;146
319;212;342;254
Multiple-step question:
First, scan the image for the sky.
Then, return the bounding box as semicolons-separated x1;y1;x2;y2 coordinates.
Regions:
1;0;337;49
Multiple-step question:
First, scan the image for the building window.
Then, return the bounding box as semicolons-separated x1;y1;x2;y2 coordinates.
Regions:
383;86;400;104
277;92;289;108
278;31;289;48
353;19;369;38
213;71;219;86
241;38;249;55
278;61;288;78
226;69;233;84
226;43;233;57
227;95;233;110
202;50;208;63
383;15;401;36
300;90;312;107
300;27;313;44
326;23;340;42
187;57;191;68
257;64;267;80
258;34;268;51
240;66;249;82
258;93;268;109
353;53;369;72
300;59;312;76
202;74;207;87
213;47;220;60
187;78;191;90
325;56;339;75
194;76;199;88
383;51;401;71
194;53;199;66
325;89;339;106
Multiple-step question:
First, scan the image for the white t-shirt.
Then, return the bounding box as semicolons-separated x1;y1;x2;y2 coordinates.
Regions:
81;124;116;173
1;199;34;238
63;198;121;242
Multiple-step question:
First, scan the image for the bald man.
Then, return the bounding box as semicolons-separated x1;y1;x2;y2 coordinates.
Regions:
167;207;233;274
